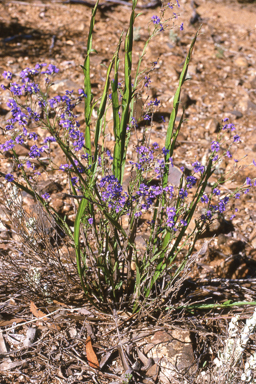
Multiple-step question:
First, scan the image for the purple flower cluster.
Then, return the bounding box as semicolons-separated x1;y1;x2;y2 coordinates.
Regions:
99;175;127;213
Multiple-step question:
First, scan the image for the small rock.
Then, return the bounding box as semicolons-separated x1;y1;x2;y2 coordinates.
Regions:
251;237;256;249
205;117;221;134
5;144;30;157
168;166;183;187
234;56;248;68
247;100;256;112
36;180;63;195
230;110;243;119
51;79;80;93
147;330;196;383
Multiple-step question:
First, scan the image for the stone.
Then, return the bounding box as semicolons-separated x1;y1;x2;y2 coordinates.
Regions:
168;166;183;187
36;180;63;195
234;57;248;68
147;330;196;384
205;118;221;134
230;110;243;119
51;79;80;93
5;144;30;158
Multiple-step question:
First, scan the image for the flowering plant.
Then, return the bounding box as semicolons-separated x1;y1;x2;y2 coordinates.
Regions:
0;0;255;313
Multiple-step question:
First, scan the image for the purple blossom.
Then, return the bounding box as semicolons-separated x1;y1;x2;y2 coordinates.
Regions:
152;15;160;24
152;142;159;150
226;150;232;158
176;0;180;7
233;134;240;143
235;193;240;199
223;118;229;122
253;159;256;167
71;177;78;185
78;89;87;98
42;193;50;200
88;218;93;225
3;71;12;80
29;145;44;158
201;194;209;204
28;132;38;141
0;139;15;152
180;23;184;31
44;136;56;144
179;188;188;199
213;188;220;196
162;147;170;156
10;82;23;96
144;114;151;121
5;173;14;182
180;219;187;226
246;177;252;186
144;76;151;87
186;175;197;189
153;98;160;106
15;135;24;144
168;3;173;9
192;161;204;174
211;141;220;152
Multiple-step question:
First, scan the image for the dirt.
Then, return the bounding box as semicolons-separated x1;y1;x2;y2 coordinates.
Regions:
0;0;256;382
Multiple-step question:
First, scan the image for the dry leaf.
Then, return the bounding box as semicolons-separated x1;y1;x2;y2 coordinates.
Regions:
86;336;99;369
30;301;46;318
0;318;25;327
30;302;60;331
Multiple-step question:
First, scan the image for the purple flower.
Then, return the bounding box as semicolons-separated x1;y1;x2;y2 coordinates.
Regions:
144;114;151;121
3;71;12;80
29;145;44;158
213;188;220;196
244;188;249;195
179;188;188;199
152;142;159;150
152;15;160;24
201;194;209;204
5;173;14;182
15;135;24;145
153;98;160;106
0;139;15;152
192;161;204;174
211;141;220;152
233;134;240;143
10;82;23;96
180;23;184;31
235;193;240;199
253;159;256;167
176;0;180;7
42;193;50;200
78;89;87;98
180;219;187;226
186;175;197;189
44;136;56;144
71;177;78;185
88;218;93;225
168;3;173;9
162;147;170;156
144;76;151;87
28;132;38;141
223;118;229;122
246;177;252;186
226;150;232;158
